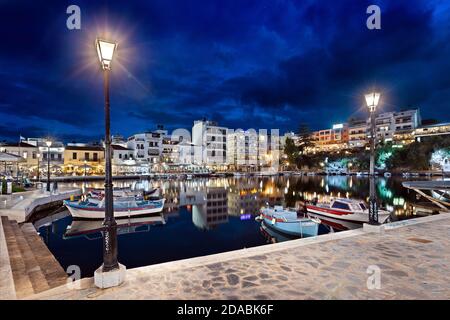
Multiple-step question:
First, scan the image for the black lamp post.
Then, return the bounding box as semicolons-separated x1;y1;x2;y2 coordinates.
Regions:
45;140;52;192
365;92;380;225
96;38;119;272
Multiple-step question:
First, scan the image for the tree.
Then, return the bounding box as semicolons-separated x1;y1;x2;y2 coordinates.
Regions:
283;137;299;168
297;123;314;154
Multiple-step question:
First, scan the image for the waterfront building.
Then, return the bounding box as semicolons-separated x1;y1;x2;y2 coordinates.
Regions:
111;144;135;175
63;144;105;175
370;109;421;143
25;138;65;165
226;129;258;171
192;119;227;168
413;122;450;141
127;129;166;165
312;123;349;152
257;130;281;168
0;141;38;167
161;136;181;164
178;141;196;165
348;119;368;148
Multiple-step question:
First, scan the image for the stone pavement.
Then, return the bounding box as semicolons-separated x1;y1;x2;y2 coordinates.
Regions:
31;213;450;300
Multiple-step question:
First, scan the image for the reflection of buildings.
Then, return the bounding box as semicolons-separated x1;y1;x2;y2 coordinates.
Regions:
192;187;228;230
227;185;260;216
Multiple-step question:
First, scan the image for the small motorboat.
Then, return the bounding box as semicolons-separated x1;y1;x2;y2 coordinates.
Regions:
64;198;165;219
257;206;319;237
306;198;391;224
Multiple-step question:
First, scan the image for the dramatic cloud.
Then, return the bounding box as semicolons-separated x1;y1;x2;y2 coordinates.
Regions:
0;0;449;141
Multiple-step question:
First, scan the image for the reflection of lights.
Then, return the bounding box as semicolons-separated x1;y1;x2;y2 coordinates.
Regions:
393;197;405;206
240;214;252;220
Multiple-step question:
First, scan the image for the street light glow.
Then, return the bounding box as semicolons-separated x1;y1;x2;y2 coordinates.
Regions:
365;92;381;112
96;38;118;70
45;140;52;147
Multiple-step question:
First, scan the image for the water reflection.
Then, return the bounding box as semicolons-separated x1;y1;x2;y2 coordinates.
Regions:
67;175;443;224
35;175;443;277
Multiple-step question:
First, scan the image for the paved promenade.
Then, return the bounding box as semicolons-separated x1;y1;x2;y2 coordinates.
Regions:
32;213;450;300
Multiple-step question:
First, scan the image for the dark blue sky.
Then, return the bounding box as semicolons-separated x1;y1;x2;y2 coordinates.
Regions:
1;0;449;142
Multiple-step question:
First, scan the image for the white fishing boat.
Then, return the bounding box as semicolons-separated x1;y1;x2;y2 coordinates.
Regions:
306;198;391;224
257;206;320;237
64;198;165;219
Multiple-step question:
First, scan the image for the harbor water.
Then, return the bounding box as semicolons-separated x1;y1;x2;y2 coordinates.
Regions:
33;175;443;277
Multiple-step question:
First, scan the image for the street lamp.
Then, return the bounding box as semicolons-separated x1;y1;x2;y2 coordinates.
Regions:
365;92;381;224
84;160;87;176
36;153;40;181
94;38;124;288
45;140;52;192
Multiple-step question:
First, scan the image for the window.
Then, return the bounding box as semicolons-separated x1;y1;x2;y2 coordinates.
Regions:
119;154;122;159
23;152;28;159
331;201;350;210
32;152;36;159
85;153;89;161
73;153;77;160
93;153;98;161
51;153;55;160
58;154;62;160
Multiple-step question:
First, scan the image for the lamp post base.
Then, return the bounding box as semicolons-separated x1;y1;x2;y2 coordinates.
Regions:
94;263;126;289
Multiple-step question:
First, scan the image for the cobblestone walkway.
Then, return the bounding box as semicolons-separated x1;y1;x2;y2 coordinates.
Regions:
33;214;450;300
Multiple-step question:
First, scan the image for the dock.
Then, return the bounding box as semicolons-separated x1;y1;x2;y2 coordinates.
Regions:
25;212;450;300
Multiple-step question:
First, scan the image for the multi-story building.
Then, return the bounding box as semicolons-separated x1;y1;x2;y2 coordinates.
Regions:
127;131;165;165
0;141;39;175
161;136;181;164
63;144;105;175
312;123;349;152
226;129;258;170
370;109;421;143
257;130;280;168
192;119;227;167
25;138;65;165
413;122;450;142
348;119;368;148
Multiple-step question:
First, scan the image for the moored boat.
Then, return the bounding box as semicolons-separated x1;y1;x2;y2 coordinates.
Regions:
257;206;319;237
64;198;165;219
306;198;390;224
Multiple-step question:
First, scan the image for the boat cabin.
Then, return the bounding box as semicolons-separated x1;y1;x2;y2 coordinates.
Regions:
330;199;367;212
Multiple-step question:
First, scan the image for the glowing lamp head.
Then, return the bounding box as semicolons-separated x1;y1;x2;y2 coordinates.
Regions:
365;92;381;113
96;38;117;70
45;140;52;148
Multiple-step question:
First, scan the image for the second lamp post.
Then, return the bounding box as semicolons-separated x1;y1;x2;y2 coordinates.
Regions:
95;38;120;273
365;92;380;224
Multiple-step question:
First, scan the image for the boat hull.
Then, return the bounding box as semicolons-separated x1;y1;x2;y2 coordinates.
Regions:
262;214;318;237
64;199;165;219
306;204;390;224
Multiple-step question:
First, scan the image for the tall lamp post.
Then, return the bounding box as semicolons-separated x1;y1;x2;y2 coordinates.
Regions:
94;38;125;288
365;92;380;224
45;140;52;192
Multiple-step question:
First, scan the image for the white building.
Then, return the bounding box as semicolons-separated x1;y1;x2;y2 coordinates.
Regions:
127;128;167;164
370;109;421;142
348;119;367;148
25;138;65;164
192;120;227;166
226;129;258;169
